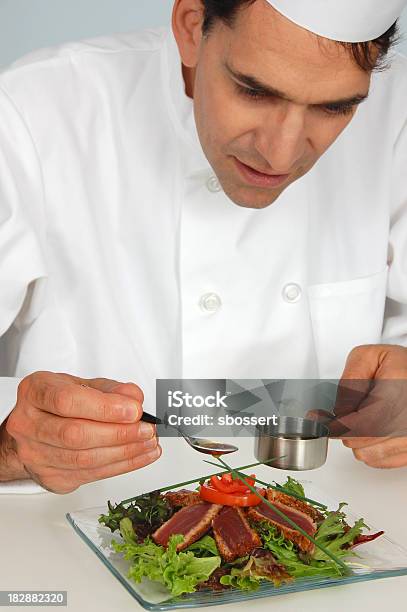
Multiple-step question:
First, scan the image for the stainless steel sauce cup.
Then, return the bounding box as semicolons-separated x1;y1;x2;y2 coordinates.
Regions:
254;416;329;471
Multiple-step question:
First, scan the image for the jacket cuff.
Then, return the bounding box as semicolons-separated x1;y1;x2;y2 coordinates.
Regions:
0;376;20;425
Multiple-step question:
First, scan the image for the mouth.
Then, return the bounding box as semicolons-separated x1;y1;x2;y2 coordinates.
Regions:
234;157;291;189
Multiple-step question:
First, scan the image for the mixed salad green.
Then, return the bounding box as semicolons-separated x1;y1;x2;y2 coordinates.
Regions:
99;473;383;598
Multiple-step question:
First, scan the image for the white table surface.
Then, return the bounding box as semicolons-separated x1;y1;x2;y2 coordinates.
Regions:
1;437;406;611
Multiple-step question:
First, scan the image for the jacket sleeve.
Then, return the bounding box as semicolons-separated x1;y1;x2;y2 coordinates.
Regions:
0;87;49;493
0;85;47;420
382;114;407;347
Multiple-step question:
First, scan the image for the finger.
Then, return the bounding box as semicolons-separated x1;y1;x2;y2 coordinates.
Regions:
307;407;383;438
25;377;142;423
23;445;162;494
335;346;378;419
352;437;407;468
73;444;162;484
364;453;407;469
305;409;352;437
304;408;353;437
18;437;159;470
341;345;383;380
335;346;407;418
35;372;144;402
329;410;382;438
334;379;371;419
24;409;156;449
342;436;383;449
339;345;407;385
332;390;407;438
75;378;144;404
373;345;407;379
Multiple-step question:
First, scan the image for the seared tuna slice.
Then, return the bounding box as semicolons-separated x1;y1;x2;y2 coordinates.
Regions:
164;489;201;509
152;502;222;551
248;500;316;554
267;489;325;523
212;506;261;562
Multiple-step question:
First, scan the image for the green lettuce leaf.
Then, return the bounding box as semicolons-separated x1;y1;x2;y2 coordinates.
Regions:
279;477;305;498
112;518;221;597
313;505;368;562
186;535;219;557
220;571;261;591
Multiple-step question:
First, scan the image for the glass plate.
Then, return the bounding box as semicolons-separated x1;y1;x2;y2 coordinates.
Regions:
66;482;407;611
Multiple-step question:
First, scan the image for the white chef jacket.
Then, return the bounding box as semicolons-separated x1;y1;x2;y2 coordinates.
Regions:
0;27;407;428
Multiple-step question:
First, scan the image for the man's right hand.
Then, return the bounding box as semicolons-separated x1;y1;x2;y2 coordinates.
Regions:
1;371;161;493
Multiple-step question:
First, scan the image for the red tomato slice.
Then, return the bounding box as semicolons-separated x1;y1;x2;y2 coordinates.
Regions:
238;474;256;489
199;484;265;507
210;475;236;493
210;473;256;494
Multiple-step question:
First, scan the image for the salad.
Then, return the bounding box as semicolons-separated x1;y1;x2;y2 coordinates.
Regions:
99;463;384;598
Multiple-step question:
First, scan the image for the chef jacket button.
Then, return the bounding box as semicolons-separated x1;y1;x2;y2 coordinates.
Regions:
199;292;222;313
282;283;302;303
206;176;222;193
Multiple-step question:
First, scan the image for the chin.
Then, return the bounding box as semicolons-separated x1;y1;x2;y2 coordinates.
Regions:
223;185;285;210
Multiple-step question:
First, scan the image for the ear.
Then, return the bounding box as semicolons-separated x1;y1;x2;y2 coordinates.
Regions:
172;0;204;68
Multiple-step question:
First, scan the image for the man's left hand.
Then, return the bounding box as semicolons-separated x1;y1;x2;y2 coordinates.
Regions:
337;344;407;469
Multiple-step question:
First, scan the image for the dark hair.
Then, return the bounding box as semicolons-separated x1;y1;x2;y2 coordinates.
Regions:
202;0;399;72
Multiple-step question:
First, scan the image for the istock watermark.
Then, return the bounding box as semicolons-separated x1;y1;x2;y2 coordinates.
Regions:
167;390;230;409
157;379;285;438
156;379;407;439
167;413;279;427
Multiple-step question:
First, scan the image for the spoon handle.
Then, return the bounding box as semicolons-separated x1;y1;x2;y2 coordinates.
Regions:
140;410;163;425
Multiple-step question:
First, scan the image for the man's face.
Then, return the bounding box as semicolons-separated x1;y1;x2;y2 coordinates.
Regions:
187;1;372;209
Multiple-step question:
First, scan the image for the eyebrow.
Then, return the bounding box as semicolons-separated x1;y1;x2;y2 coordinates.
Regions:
225;63;369;108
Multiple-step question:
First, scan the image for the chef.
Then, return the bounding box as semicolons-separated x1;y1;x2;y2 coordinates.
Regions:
0;0;407;493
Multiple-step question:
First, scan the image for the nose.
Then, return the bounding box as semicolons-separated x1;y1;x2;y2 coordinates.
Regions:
254;104;307;174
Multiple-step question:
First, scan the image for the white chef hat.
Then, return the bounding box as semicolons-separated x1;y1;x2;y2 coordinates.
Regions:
266;0;407;42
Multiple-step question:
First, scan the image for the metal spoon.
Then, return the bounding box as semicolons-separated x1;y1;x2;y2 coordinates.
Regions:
141;411;238;456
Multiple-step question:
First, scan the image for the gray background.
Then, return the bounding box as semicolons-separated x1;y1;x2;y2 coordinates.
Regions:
0;0;406;68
